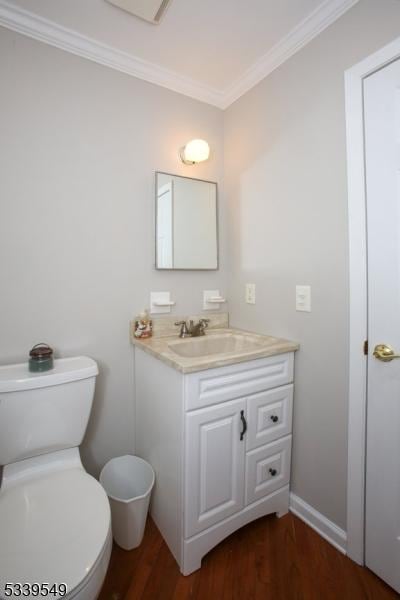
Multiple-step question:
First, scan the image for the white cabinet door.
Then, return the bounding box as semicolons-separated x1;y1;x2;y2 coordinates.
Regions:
185;398;246;538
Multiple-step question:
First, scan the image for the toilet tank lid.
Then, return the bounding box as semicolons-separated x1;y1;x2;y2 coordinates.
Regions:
0;356;98;393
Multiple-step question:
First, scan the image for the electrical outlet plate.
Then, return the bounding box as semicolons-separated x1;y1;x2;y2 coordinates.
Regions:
296;285;311;312
245;283;256;304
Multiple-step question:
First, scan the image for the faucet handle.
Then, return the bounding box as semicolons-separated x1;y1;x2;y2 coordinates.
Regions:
197;318;210;336
199;318;210;328
175;320;190;338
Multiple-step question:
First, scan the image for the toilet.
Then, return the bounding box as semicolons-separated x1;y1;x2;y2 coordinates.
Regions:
0;356;112;600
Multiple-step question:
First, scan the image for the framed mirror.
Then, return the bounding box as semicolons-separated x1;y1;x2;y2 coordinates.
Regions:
155;172;218;270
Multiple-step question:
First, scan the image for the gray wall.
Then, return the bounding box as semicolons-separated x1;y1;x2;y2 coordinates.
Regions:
0;27;227;476
224;0;400;529
2;0;400;531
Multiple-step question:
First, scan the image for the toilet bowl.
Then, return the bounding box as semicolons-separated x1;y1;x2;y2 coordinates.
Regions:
0;357;112;600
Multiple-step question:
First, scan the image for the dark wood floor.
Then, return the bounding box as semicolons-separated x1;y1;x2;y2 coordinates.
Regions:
99;514;398;600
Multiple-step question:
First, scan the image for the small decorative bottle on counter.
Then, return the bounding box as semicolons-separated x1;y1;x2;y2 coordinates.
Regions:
134;309;153;339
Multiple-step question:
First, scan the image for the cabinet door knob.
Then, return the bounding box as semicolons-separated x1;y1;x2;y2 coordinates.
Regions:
240;410;247;441
270;415;279;423
269;468;278;477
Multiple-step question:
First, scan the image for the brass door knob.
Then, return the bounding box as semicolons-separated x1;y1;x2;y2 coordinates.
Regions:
373;344;400;362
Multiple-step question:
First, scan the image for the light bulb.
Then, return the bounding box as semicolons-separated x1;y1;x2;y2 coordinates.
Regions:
180;139;210;164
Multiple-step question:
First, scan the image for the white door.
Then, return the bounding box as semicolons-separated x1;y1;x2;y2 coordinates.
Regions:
364;57;400;593
184;398;246;538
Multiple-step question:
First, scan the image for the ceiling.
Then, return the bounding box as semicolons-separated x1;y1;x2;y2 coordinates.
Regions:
0;0;359;108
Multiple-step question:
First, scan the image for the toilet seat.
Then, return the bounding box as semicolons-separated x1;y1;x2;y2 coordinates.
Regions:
0;468;111;600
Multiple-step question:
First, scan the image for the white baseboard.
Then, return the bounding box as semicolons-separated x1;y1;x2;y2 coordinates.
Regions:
289;493;347;554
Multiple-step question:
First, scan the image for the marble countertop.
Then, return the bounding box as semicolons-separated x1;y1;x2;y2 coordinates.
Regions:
131;327;299;374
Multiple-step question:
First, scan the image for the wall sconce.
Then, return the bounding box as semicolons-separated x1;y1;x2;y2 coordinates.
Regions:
179;139;210;165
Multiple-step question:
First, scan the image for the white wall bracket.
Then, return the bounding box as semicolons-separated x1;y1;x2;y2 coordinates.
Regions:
203;290;226;311
150;291;175;314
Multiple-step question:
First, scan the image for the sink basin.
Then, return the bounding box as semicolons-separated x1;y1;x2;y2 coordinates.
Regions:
167;333;267;358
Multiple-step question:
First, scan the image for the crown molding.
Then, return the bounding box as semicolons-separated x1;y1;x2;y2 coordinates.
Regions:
0;0;224;108
0;0;359;110
220;0;360;108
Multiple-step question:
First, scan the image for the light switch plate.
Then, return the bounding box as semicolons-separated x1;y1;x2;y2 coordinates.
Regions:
296;285;311;312
245;283;256;304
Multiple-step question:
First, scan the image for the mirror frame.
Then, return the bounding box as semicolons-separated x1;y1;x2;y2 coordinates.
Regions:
155;171;219;271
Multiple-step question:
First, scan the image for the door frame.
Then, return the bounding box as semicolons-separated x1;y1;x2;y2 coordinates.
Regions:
346;36;400;564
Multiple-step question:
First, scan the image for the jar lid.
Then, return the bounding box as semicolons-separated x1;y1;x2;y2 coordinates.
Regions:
29;343;53;359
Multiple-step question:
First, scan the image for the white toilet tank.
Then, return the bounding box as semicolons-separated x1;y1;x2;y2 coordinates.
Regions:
0;356;98;466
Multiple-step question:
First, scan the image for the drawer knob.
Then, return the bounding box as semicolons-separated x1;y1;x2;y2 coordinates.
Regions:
270;415;279;423
269;468;278;477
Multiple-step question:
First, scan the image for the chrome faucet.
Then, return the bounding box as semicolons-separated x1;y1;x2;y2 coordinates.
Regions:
175;318;210;338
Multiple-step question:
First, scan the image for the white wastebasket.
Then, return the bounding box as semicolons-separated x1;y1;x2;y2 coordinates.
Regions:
100;455;155;551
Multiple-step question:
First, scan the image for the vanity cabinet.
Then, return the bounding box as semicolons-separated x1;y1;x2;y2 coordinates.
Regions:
134;347;295;575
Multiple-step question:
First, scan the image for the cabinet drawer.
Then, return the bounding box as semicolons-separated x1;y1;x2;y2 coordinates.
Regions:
185;353;294;411
246;385;293;451
245;436;292;505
